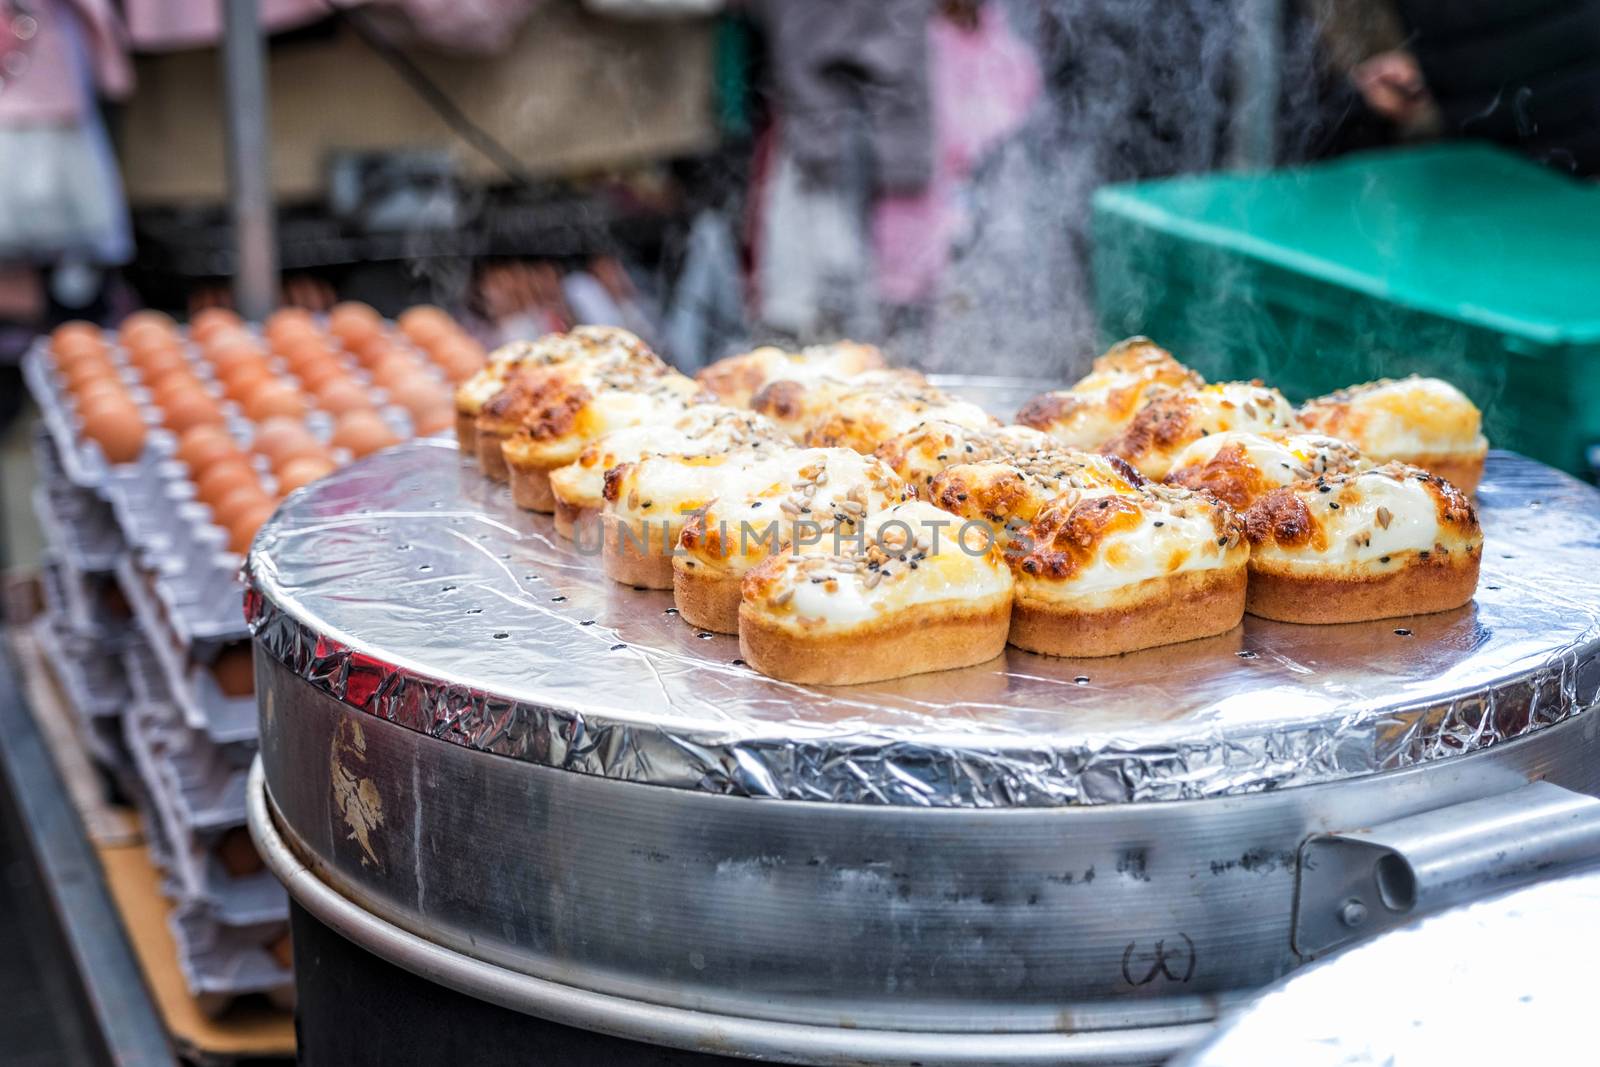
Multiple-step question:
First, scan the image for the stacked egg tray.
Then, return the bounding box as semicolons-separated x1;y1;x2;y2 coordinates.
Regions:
24;306;482;1014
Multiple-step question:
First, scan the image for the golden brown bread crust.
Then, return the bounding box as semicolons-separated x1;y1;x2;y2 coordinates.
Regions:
455;412;478;456
1246;547;1481;623
509;464;556;512
738;597;1011;685
1009;565;1246;657
673;560;743;633
553;500;597;540
601;513;677;589
476;427;512;481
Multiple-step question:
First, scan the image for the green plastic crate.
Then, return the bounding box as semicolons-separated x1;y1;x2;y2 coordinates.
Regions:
1092;144;1600;474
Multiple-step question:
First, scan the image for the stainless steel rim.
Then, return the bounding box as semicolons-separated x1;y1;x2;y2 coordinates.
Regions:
247;757;1212;1066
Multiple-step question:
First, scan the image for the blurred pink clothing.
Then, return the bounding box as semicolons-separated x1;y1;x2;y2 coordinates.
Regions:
0;0;131;122
871;4;1041;306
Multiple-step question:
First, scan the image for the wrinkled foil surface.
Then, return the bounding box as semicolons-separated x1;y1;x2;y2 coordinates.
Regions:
1174;868;1600;1065
243;424;1600;807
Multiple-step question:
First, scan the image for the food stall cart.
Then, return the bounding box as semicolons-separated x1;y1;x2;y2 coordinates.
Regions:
244;376;1600;1066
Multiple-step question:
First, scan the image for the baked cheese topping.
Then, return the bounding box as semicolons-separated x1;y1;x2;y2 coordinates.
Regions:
550;408;788;510
928;449;1145;531
500;372;705;469
1164;431;1371;510
1103;381;1296;479
676;448;912;575
1297;376;1487;461
455;327;653;415
696;341;886;406
749;372;988;451
740;501;1013;631
874;420;1052;493
1244;463;1481;571
1015;337;1205;448
1009;483;1246;604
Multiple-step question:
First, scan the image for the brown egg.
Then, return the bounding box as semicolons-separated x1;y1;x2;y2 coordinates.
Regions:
314;377;371;415
430;338;486;383
81;401;147;463
275;454;338;495
209;643;256;698
195;457;261;507
328;302;382;348
161;387;225;434
73;378;130;414
250;417;316;464
190;307;242;345
331;409;399;457
220;363;276;404
412;401;454;436
51;327;108;369
227;499;278;554
64;356;118;394
292;355;345;393
264;306;316;345
132;345;190;384
371;352;422;389
277;334;334;371
175;424;244;474
398;305;454;346
205;335;266;375
211;484;273;532
245;381;308;422
270;437;330;473
118;310;175;346
52;320;104;351
150;372;206;409
385;373;445;416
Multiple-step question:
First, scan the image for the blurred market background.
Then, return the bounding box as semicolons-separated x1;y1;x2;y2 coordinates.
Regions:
1;0;1599;1063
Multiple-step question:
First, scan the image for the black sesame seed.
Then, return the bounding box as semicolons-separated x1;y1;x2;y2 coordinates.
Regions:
1418;550;1430;560
664;607;679;615
551;595;567;602
610;643;627;651
1394;628;1412;637
696;631;714;639
1153;521;1164;527
1073;675;1090;684
1328;502;1340;509
1379;556;1390;563
1319;485;1332;493
751;501;762;508
466;608;483;615
493;632;509;640
580;620;595;626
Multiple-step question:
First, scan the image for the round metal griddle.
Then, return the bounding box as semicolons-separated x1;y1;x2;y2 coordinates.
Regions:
245;376;1600;1064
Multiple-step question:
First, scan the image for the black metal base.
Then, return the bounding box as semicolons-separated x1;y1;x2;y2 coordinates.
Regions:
291;902;752;1066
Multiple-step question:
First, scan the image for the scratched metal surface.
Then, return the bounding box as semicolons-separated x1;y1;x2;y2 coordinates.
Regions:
1173;868;1600;1066
243;378;1600;807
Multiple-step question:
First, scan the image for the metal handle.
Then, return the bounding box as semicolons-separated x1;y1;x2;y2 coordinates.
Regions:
1293;781;1600;957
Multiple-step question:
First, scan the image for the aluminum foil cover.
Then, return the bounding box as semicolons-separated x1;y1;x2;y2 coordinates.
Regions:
243;437;1600;808
1173;867;1600;1065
